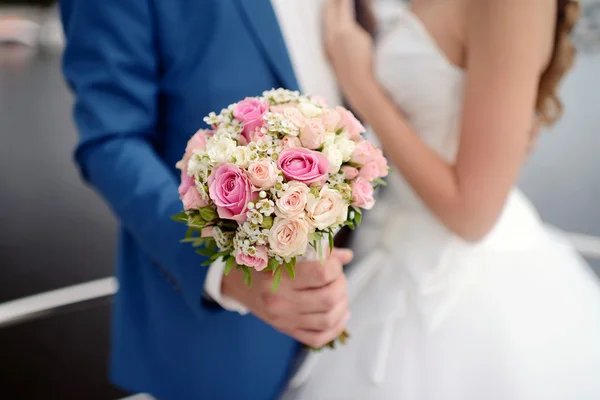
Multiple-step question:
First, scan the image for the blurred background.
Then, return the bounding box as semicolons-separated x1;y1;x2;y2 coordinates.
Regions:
0;0;599;398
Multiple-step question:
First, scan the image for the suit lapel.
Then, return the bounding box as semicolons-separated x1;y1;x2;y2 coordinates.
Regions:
234;0;299;91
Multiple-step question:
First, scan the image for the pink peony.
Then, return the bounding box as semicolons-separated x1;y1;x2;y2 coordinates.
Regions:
336;106;365;141
280;135;302;149
299;119;326;150
358;161;380;182
208;163;256;222
201;226;214;238
351;178;375;210
178;170;194;198
235;246;269;271
341;165;359;180
278;148;329;186
234;98;269;142
247;159;278;190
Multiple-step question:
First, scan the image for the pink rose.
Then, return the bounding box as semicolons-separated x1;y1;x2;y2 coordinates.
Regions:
341;165;359;180
280;135;302;149
276;181;310;218
351;178;375;210
278;148;330;186
233;98;269;141
320;109;342;132
178;170;194;198
247;159;278;189
336;106;365;141
179;172;208;210
299;119;326;149
350;140;377;166
235;246;269;271
270;103;298;114
374;149;389;177
182;129;210;164
310;95;328;106
250;127;268;144
284;107;308;128
208;163;256;222
358;161;380;182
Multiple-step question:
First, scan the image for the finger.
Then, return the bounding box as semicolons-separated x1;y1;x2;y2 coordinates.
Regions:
291;258;343;289
293;297;348;331
293;311;351;349
330;248;354;265
287;274;347;313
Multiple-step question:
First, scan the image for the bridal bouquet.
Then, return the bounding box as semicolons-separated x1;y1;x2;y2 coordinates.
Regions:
173;89;388;292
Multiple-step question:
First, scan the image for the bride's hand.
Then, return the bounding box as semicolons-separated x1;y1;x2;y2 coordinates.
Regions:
323;0;375;92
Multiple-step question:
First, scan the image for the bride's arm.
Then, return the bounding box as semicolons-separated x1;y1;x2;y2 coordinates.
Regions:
325;0;555;242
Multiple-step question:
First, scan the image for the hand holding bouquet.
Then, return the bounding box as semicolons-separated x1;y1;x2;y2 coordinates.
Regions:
173;88;388;348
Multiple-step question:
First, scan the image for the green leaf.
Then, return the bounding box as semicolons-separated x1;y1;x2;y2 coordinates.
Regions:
291;257;297;267
188;215;207;229
206;239;217;252
196;247;216;257
224;256;236;276
328;231;334;253
242;266;253;287
271;267;283;292
185;227;194;239
354;209;363;227
311;231;322;242
284;263;296;280
171;211;188;223
373;177;388;187
268;257;280;272
335;127;344;135
199;206;218;221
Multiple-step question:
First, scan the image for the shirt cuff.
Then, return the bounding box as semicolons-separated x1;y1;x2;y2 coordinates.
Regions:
204;258;249;315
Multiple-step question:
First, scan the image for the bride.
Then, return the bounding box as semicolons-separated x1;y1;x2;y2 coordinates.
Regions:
283;0;600;399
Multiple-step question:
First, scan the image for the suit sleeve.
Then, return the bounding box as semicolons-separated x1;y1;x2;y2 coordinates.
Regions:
60;0;217;319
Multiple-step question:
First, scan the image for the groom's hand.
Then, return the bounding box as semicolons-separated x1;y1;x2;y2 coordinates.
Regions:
222;248;353;348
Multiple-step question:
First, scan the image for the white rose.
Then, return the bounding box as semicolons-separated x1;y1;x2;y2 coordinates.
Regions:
231;146;253;168
305;186;348;230
298;102;323;118
268;217;312;258
275;181;310;218
322;144;343;174
206;135;237;164
334;134;357;162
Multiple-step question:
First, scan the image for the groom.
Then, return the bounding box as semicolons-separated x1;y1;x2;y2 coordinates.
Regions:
60;0;353;399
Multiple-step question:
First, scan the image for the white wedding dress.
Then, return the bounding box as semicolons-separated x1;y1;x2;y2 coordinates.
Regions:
282;6;600;400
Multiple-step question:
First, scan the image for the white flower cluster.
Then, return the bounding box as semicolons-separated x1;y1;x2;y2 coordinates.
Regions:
262;88;301;104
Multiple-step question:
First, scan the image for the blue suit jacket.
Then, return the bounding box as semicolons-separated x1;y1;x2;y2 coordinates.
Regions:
60;1;302;398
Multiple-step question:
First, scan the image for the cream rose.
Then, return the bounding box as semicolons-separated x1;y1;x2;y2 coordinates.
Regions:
275;181;310;218
334;134;357;162
305;186;348;230
206;134;236;164
268;217;312;258
298;102;323;118
247;159;278;189
322;144;344;174
231;146;254;168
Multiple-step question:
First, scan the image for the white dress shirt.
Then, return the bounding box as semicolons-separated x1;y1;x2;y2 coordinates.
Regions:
204;0;342;313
